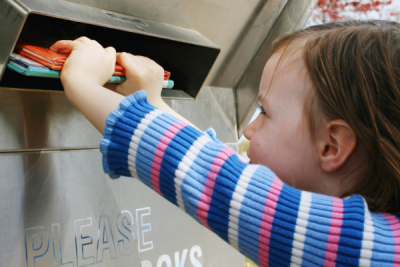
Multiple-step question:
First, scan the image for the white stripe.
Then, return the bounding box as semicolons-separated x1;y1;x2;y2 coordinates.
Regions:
21;48;64;65
174;135;211;211
228;164;258;250
128;110;163;178
290;191;312;267
360;199;374;267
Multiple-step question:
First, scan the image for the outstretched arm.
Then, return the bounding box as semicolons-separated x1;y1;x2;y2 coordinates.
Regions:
51;37;124;134
51;38;195;133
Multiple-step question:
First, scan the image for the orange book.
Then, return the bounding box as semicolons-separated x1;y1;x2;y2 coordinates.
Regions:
15;41;170;79
15;42;66;70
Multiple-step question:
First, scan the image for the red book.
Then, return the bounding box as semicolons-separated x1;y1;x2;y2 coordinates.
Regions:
164;71;171;81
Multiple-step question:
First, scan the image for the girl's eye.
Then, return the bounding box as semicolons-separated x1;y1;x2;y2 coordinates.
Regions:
258;103;267;115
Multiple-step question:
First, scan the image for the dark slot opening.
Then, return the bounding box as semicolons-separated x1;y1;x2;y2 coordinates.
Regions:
0;13;220;98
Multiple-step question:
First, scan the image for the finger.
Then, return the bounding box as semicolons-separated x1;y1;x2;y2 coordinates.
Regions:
90;40;104;48
135;55;152;62
125;53;140;63
116;52;139;71
50;40;78;52
135;55;164;73
76;36;104;49
135;56;161;69
75;36;93;44
105;46;117;72
105;47;117;66
127;54;153;70
131;54;149;63
105;46;116;59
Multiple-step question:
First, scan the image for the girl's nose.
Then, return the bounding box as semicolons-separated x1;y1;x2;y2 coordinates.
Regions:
243;120;256;141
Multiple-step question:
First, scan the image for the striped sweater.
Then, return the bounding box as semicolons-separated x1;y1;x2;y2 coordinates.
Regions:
100;90;400;267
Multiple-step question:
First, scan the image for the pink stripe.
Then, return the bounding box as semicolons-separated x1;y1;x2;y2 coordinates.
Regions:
382;214;400;264
324;197;343;267
150;122;185;195
258;177;283;267
197;147;235;229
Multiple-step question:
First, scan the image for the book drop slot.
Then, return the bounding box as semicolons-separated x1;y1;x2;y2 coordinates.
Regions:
0;14;220;99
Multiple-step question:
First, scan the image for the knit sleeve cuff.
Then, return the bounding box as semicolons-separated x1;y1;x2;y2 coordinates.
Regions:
100;90;158;179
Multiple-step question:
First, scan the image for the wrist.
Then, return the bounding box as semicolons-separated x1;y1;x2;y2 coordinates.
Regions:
147;95;164;108
61;75;100;106
61;70;106;88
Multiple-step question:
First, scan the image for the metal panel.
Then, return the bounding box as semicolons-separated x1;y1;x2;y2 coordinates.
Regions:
0;0;28;73
62;0;265;86
235;0;318;136
0;86;237;151
164;86;238;143
211;0;289;88
0;149;244;266
0;88;102;151
0;0;221;99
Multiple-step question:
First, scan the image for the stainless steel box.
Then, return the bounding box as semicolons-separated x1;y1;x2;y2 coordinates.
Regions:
0;0;220;99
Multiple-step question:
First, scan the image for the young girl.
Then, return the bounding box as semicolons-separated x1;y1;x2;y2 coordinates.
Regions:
51;20;400;266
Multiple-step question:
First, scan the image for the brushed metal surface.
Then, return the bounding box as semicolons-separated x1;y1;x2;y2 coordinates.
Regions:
0;88;102;151
0;0;220;78
235;0;318;136
164;86;238;143
62;0;264;86
211;0;289;88
0;86;237;151
0;0;28;77
0;149;244;266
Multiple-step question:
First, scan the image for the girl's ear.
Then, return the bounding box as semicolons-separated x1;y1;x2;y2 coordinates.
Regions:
317;120;356;173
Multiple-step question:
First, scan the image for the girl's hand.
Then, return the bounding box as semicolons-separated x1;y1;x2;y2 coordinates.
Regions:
105;52;164;106
50;37;116;87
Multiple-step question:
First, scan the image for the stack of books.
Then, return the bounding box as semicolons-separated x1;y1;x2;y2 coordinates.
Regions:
7;41;174;89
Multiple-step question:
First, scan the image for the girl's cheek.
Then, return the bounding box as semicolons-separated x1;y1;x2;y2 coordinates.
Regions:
250;137;263;163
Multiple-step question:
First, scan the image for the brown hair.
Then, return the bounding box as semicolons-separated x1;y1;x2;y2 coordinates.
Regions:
273;20;400;215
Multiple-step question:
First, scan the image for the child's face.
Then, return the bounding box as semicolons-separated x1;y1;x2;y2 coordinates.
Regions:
243;45;324;192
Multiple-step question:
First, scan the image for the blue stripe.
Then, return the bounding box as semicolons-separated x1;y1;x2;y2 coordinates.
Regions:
102;112;133;176
336;196;365;266
302;195;332;266
238;165;274;266
135;114;168;188
269;184;301;266
179;140;215;215
208;156;246;243
370;213;394;264
181;140;224;225
159;124;200;205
